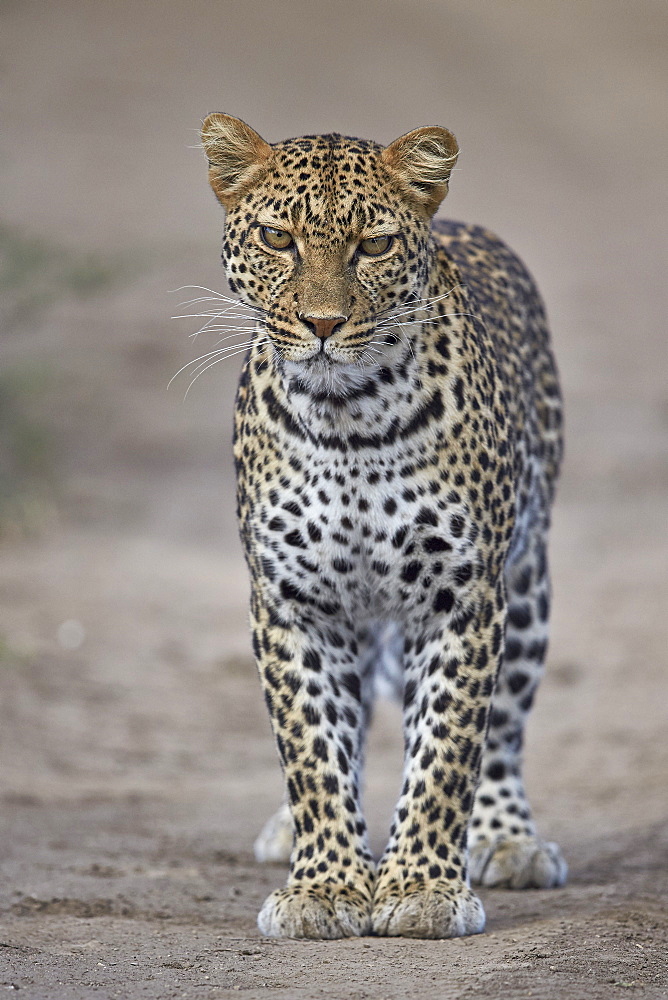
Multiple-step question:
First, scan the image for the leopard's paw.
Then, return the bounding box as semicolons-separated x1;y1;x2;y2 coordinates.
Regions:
372;883;485;939
258;883;372;939
253;803;293;863
469;836;567;889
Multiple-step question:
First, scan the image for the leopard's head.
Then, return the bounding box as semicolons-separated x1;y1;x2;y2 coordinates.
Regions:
201;115;458;391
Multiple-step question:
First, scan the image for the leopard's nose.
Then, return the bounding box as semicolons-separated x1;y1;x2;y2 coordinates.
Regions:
300;314;347;340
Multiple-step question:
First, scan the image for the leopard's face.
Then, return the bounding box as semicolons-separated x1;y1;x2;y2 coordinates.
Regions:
222;137;431;386
202;118;458;395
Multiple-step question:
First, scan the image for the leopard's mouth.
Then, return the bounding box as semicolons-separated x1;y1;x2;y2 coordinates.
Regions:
282;351;381;397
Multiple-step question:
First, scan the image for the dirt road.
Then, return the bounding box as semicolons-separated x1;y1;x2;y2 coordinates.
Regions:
1;2;667;996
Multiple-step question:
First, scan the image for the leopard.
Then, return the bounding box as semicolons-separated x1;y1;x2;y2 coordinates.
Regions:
199;113;567;940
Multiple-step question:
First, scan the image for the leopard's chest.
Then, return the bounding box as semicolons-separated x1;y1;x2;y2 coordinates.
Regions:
242;428;476;625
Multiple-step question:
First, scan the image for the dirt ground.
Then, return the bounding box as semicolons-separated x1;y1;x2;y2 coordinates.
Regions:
1;1;667;997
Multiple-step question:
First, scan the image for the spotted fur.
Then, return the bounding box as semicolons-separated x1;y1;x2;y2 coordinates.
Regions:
200;114;566;939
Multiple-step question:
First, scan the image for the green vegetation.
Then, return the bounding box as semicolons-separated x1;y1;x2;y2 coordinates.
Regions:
0;367;59;538
0;222;137;537
0;632;23;669
0;222;130;326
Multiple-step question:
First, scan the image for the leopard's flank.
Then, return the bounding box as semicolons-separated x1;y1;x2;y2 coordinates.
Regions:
200;114;566;939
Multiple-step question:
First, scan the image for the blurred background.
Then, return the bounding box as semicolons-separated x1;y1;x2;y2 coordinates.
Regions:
0;0;667;971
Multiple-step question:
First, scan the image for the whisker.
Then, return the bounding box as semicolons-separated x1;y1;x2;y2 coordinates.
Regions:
185;346;255;378
169;338;271;388
181;314;259;338
401;331;417;364
375;284;465;322
174;297;259;314
170;284;234;298
177;291;261;306
170;285;264;311
183;328;258;343
173;309;259;322
196;330;260;351
182;342;273;398
377;316;442;329
173;300;260;316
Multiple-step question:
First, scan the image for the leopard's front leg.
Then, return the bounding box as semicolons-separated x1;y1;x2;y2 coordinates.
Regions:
251;595;375;939
372;581;505;938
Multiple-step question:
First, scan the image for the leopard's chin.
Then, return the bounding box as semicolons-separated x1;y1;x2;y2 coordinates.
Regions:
283;354;380;398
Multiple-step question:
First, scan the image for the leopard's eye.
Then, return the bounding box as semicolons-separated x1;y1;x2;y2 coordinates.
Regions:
359;235;393;256
260;226;294;250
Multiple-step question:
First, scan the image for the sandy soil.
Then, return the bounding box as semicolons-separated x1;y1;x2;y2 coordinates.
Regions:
1;1;667;997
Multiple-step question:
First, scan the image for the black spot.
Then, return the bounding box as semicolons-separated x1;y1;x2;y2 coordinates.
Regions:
423;536;452;553
475;646;488;670
451;607;475;635
400;390;444;439
416;507;438;527
323;773;339;794
284;529;307;549
433;588;455;613
489;708;508;728
454;562;473;586
442;808;455;830
444;657;458;678
537;591;550;622
262;385;307;441
432;692;451;714
486;761;506;781
450;514;465;538
392;526;409;549
508;603;532;629
303;648;322;672
304;704;321;726
453;377;465;411
307;521;322;542
513;566;532;595
435;335;450;359
504;638;523;661
261;556;276;581
280;579;308;603
341;672;361;701
526;639;547;661
401;561;422;583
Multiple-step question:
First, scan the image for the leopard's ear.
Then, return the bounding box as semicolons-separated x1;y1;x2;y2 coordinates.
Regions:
201;114;272;209
381;127;459;216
